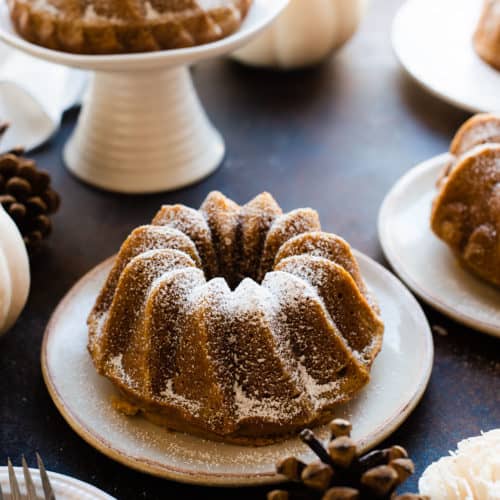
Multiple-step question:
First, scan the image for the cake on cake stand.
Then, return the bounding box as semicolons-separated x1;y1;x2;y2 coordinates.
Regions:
0;1;288;193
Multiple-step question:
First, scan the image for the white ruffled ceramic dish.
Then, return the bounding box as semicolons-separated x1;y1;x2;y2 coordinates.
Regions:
41;251;433;486
378;153;500;338
0;467;114;499
392;0;500;113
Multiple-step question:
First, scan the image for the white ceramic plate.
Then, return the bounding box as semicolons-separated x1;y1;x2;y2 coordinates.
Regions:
379;154;500;337
0;467;114;499
392;0;500;113
41;252;433;487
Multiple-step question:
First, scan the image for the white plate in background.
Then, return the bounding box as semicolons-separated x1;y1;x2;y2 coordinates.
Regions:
392;0;500;113
379;153;500;337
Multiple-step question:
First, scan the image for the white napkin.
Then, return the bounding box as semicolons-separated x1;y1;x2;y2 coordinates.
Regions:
0;44;87;152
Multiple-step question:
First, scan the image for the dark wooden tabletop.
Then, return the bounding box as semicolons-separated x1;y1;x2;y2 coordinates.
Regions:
1;0;499;498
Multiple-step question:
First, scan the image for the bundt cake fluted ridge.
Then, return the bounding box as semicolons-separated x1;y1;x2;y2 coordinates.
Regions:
88;192;384;444
7;0;253;54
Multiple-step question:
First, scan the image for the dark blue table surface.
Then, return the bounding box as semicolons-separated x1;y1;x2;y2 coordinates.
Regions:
1;0;498;498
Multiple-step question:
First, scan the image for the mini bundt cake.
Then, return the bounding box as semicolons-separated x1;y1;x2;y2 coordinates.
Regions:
431;114;500;287
88;192;384;444
474;0;500;70
7;0;252;54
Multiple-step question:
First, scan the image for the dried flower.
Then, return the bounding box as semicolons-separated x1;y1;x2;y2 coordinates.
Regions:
419;429;500;499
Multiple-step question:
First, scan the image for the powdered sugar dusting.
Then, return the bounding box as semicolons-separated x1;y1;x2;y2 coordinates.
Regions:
108;354;135;388
233;383;288;421
160;380;202;414
88;193;383;441
295;363;340;409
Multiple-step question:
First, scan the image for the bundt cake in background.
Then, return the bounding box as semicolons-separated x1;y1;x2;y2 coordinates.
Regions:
88;192;384;444
436;113;500;187
431;114;500;287
7;0;253;54
474;0;500;70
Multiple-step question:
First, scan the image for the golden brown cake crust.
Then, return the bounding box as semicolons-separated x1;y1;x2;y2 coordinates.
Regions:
474;0;500;70
437;113;500;188
7;0;253;54
431;144;500;286
450;113;500;156
88;192;384;445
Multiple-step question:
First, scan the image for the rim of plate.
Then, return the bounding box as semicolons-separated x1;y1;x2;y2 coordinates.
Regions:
391;0;500;114
41;252;433;487
0;466;115;499
378;153;500;338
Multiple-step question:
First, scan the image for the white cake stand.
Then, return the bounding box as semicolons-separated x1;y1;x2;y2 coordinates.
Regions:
0;1;288;193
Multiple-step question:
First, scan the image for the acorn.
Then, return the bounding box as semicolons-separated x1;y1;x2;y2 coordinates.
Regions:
277;456;307;481
360;466;398;497
267;491;290;500
327;437;357;468
329;419;352;438
323;487;360;500
0;141;60;253
267;419;427;500
390;459;415;484
301;462;334;491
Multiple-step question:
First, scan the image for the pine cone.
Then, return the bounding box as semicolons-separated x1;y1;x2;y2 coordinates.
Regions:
267;419;428;500
0;151;60;253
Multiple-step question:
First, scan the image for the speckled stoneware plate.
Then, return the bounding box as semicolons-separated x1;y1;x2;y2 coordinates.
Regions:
0;467;114;499
392;0;500;113
41;252;433;487
379;154;500;338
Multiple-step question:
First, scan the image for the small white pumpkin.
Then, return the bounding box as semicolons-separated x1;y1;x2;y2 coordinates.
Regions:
232;0;369;69
0;204;30;335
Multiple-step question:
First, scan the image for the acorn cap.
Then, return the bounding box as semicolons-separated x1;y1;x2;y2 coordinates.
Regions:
301;462;334;491
277;456;306;481
390;458;415;484
361;465;398;497
329;419;352;438
267;490;289;500
327;436;357;468
323;487;360;500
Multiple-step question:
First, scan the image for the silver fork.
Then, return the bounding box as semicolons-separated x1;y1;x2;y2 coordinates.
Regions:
0;454;55;500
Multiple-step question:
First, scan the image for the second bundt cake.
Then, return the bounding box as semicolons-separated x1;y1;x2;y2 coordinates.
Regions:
88;192;384;444
7;0;252;54
432;114;500;287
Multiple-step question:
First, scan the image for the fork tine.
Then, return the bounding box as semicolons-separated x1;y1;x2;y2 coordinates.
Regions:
22;456;38;500
36;453;56;500
0;475;4;500
7;458;21;500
